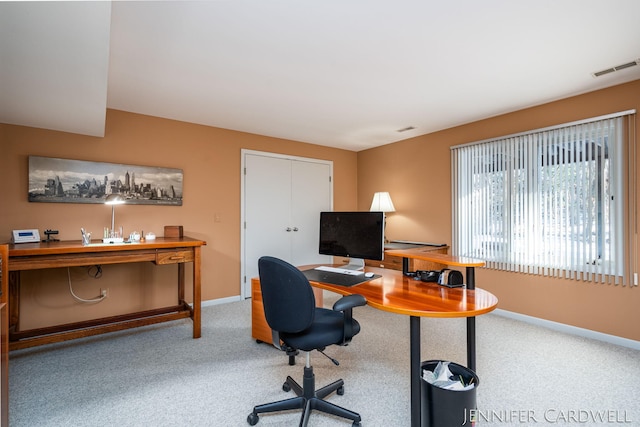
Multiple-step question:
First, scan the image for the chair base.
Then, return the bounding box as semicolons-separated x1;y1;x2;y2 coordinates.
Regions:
248;365;361;427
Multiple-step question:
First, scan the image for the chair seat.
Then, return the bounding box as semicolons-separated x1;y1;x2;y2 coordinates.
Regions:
281;308;361;352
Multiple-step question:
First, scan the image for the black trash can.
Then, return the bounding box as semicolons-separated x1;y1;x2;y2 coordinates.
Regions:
421;360;479;427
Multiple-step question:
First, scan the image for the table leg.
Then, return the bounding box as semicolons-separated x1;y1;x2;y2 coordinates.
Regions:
465;266;476;371
465;267;475;291
178;263;185;303
410;315;421;427
8;272;19;336
467;317;476;372
192;246;202;338
403;257;410;276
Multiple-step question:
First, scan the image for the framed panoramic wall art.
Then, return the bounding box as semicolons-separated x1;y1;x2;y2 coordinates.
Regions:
28;156;183;206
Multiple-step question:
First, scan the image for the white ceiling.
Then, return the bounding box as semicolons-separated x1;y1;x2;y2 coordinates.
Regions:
2;1;640;152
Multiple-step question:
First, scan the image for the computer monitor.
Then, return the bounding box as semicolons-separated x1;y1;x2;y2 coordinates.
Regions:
319;211;385;269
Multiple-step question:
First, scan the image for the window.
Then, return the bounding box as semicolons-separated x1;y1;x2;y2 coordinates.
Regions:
452;111;636;285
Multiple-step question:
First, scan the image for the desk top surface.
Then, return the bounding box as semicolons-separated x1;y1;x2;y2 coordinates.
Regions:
7;236;206;257
299;265;498;318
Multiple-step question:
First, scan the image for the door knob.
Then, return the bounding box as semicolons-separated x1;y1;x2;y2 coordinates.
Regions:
293;227;299;232
286;227;292;232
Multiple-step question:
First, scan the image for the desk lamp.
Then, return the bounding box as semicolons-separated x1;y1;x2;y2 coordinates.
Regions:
104;194;125;242
370;192;395;242
370;192;395;213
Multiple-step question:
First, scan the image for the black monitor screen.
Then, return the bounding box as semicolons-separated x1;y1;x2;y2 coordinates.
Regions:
318;211;385;261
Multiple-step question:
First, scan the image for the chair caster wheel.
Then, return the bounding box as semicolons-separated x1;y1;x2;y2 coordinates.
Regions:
282;382;291;392
247;413;259;425
352;421;361;427
337;385;345;395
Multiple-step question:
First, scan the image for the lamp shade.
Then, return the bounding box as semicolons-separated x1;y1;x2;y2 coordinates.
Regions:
370;192;395;213
104;194;125;205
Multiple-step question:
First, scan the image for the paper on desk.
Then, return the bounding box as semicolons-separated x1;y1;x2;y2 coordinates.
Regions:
422;361;474;391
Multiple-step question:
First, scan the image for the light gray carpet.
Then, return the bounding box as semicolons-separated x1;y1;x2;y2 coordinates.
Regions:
9;293;640;426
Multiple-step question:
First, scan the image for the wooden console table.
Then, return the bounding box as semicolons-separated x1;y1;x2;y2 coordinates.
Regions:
6;237;206;350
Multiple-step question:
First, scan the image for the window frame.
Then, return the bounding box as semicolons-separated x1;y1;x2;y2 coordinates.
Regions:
451;110;636;285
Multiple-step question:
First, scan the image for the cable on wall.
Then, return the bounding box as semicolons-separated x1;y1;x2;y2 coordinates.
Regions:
67;267;106;303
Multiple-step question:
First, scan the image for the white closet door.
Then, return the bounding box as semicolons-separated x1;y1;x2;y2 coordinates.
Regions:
244;154;292;293
242;151;332;298
291;160;332;266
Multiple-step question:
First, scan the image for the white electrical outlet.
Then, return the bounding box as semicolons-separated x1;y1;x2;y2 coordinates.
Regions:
101;289;108;297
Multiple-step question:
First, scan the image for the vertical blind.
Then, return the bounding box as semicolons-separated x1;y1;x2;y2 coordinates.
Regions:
451;111;637;285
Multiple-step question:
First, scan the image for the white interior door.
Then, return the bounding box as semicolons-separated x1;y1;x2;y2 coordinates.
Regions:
242;150;332;298
244;154;292;295
290;160;332;266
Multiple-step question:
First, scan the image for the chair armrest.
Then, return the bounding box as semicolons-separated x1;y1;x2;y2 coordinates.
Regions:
332;294;367;345
332;294;367;311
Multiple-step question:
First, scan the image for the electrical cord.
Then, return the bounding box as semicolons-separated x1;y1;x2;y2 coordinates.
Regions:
87;265;103;278
67;267;106;303
87;265;102;279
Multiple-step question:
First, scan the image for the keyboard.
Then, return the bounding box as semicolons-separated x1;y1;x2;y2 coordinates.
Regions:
303;269;370;287
313;266;364;276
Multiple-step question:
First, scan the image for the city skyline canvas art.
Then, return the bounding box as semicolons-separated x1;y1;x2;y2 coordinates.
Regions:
28;156;183;206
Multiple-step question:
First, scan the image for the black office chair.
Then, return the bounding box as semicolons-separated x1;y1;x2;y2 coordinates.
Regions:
247;256;367;427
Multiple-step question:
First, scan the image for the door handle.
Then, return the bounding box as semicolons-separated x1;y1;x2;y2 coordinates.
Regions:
286;227;292;232
293;227;299;232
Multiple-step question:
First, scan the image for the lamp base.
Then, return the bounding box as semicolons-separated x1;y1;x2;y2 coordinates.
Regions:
102;237;124;244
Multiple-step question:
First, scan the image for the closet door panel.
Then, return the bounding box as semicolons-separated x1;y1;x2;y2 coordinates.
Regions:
291;160;332;266
242;151;333;297
244;154;292;288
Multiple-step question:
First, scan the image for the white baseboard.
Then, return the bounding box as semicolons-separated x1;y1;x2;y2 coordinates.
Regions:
492;309;640;351
201;295;242;307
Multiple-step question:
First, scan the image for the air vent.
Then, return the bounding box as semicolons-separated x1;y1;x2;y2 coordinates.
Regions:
592;59;639;77
397;126;415;133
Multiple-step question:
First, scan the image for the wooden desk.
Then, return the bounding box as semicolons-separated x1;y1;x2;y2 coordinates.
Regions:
255;263;497;427
7;237;206;350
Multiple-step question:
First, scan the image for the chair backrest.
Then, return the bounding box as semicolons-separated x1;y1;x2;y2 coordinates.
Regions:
258;256;315;334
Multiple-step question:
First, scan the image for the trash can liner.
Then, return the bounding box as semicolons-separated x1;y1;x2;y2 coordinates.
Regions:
422;361;475;391
421;360;479;427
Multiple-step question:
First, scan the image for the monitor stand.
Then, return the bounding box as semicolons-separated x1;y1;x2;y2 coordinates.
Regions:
343;258;365;271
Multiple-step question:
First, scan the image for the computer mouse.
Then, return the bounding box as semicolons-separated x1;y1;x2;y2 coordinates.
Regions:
364;272;374;278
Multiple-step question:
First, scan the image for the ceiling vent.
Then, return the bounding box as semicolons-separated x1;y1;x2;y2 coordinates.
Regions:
592;59;640;77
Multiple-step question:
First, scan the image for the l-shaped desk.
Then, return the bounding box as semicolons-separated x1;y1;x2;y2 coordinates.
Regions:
6;237;206;351
295;249;497;427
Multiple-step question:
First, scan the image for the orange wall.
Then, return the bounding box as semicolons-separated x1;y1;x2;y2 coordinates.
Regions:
2;81;639;340
0;110;358;329
358;79;640;341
